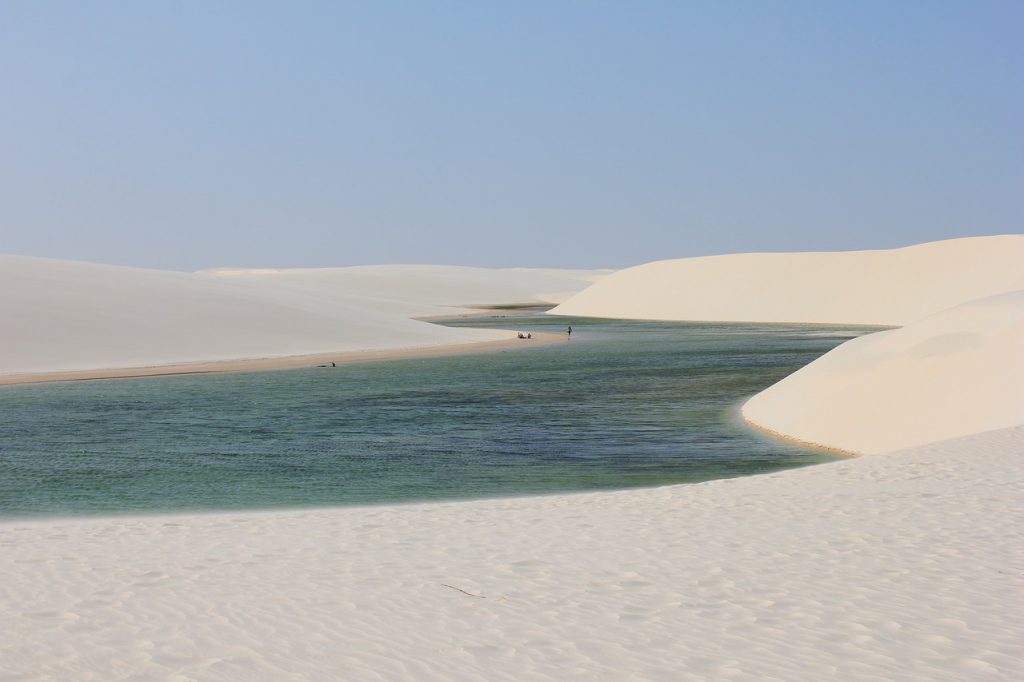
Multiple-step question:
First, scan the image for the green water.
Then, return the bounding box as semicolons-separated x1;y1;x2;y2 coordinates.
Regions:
0;314;877;517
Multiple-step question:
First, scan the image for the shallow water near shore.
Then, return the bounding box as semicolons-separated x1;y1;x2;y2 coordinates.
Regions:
0;314;877;517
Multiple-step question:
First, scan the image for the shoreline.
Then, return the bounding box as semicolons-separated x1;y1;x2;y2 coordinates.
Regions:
0;330;566;387
741;413;861;457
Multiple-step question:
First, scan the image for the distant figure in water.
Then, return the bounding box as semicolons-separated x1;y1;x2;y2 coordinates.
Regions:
517;332;525;339
567;325;572;339
317;362;337;368
527;333;532;339
331;362;336;367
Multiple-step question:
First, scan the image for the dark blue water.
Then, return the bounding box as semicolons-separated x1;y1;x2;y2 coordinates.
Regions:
0;314;875;517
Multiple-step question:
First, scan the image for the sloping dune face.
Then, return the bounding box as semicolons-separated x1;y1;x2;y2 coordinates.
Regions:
551;235;1024;325
742;291;1024;454
0;257;601;375
551;234;1024;453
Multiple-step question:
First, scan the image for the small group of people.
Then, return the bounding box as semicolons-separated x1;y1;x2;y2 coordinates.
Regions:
516;326;572;340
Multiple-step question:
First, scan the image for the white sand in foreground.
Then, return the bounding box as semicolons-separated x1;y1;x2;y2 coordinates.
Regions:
0;257;603;378
1;426;1020;681
743;290;1024;454
551;235;1024;325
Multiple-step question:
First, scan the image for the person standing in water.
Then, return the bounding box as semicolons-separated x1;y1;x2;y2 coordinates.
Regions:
567;325;572;339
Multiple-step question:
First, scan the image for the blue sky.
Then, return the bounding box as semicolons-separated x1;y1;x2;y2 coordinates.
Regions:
1;1;1020;270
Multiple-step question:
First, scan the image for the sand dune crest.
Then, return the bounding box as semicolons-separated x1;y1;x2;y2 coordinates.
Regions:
551;235;1024;325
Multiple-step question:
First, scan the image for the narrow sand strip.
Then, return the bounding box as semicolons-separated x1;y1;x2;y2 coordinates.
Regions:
0;331;565;386
1;427;1019;681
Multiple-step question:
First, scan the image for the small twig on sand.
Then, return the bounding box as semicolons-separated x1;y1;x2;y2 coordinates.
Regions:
442;583;487;599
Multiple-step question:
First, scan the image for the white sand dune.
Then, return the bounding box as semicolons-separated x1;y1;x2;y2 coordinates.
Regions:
0;256;603;377
743;290;1024;454
551;235;1024;325
0;426;1019;681
551;233;1024;454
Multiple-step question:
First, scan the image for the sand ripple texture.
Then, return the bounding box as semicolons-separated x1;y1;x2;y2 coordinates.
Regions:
1;427;1021;681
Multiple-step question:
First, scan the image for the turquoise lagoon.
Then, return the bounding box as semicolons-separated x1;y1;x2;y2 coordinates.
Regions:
0;313;876;517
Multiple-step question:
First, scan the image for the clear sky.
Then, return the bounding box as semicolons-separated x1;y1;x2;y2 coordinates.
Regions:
1;1;1020;271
